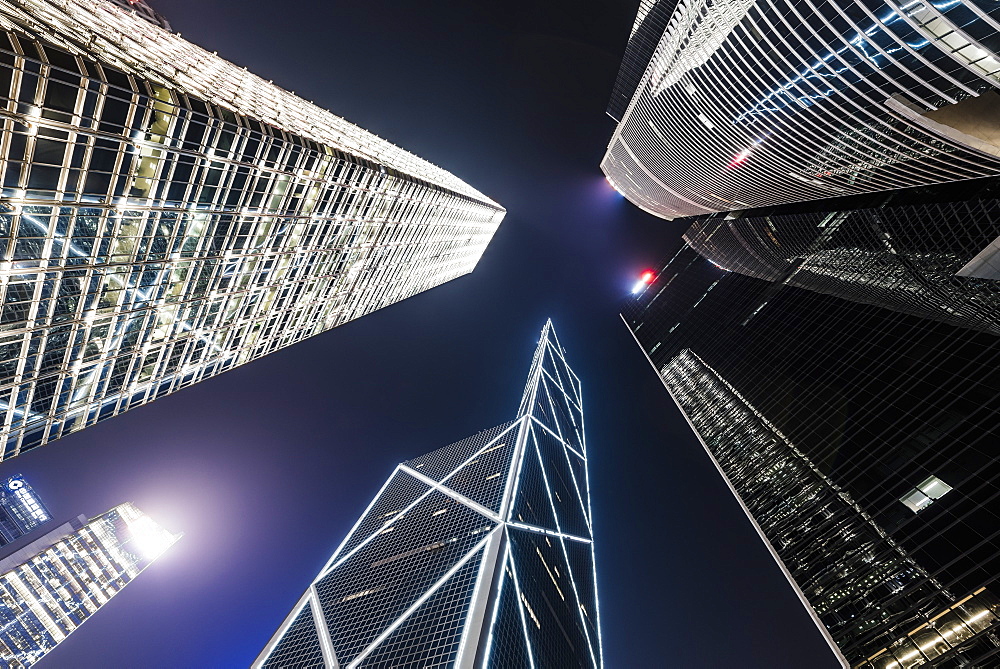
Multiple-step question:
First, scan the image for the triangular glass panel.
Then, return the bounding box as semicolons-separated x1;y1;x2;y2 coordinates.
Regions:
531;426;592;539
483;564;533;669
260;601;325;668
507;528;598;668
559;537;601;650
315;489;495;665
335;468;433;560
357;544;485;668
404;422;516;483
507;432;560;533
440;429;521;514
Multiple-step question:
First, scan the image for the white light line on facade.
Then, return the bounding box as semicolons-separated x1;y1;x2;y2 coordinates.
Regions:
321;470;442;576
253;591;312;668
500;416;533;521
529;415;586;461
308;588;340;669
478;538;511;665
345;537;490;668
455;525;504;668
506;549;539;669
318;466;406;575
399;465;501;522
506;522;591;544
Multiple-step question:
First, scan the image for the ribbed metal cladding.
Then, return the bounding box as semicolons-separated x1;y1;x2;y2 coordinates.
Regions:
603;0;1000;219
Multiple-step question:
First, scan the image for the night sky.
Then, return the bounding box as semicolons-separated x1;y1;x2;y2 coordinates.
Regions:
15;1;841;666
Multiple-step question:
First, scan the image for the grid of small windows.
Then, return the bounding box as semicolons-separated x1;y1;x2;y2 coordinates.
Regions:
438;434;517;514
333;469;434;562
623;233;1000;664
484;561;533;669
0;502;177;668
0;19;502;460
257;324;601;669
260;602;324;669
404;422;517;484
602;0;1000;219
358;546;484;668
313;490;494;665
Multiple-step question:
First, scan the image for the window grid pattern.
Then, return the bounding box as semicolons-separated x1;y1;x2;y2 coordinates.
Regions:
623;225;1000;664
0;11;503;460
357;548;484;668
260;602;324;669
256;323;601;668
602;0;1000;220
0;502;179;668
681;179;1000;335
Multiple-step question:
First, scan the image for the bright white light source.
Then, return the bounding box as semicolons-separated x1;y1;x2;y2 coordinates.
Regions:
127;514;177;560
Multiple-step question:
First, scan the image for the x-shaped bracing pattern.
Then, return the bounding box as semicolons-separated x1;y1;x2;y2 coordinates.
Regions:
256;321;602;668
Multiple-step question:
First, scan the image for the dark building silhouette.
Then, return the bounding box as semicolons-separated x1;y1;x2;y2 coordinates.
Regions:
624;203;1000;666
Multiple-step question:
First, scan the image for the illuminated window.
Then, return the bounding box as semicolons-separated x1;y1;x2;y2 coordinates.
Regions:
900;475;953;513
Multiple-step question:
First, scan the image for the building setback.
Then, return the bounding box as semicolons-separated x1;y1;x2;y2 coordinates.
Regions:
602;0;1000;219
0;502;179;667
254;322;601;668
623;206;1000;666
0;0;505;460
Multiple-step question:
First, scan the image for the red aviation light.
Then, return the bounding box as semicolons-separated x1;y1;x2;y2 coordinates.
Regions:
632;271;656;294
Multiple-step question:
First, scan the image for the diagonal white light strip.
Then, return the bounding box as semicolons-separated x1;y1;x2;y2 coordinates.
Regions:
506;522;591;544
308;588;340;669
506;542;539;669
522;422;598;665
479;540;511;665
501;416;533;521
455;525;504;668
345;535;491;668
321;466;404;572
529;415;586;461
320;470;440;577
399;465;501;522
526;421;591;538
252;591;313;668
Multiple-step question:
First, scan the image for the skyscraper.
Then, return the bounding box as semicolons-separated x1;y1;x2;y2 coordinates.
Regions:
602;0;1000;219
0;0;505;460
254;322;602;668
623;231;1000;666
0;501;179;667
0;474;49;547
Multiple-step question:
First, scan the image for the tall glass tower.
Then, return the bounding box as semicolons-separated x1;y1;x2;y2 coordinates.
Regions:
623;230;1000;666
602;0;1000;219
0;0;505;460
254;322;602;669
0;474;50;547
0;501;179;667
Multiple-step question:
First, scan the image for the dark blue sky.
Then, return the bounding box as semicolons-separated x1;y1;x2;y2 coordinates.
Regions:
18;1;839;666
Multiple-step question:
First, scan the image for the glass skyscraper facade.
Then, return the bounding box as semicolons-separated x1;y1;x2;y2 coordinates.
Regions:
255;322;601;668
0;474;49;547
623;212;1000;665
0;501;179;667
602;0;1000;219
0;0;505;460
